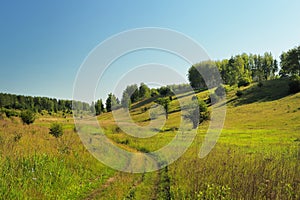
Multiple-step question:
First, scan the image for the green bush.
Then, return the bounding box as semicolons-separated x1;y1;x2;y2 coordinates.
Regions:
258;82;263;87
238;77;251;87
215;85;226;97
20;110;35;125
2;108;19;118
209;93;219;105
236;90;243;97
49;123;63;138
185;98;210;129
289;75;300;94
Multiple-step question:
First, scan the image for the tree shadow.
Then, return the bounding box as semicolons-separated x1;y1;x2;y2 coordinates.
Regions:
233;78;290;106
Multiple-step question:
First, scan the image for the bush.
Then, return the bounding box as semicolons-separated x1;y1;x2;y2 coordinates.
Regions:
258;82;263;87
236;90;243;97
20;110;35;125
215;85;226;97
209;93;219;105
2;108;19;118
185;98;210;129
49;123;63;138
289;75;300;94
238;77;251;87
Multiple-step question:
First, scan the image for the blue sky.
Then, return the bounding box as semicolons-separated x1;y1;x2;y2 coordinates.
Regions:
0;0;300;101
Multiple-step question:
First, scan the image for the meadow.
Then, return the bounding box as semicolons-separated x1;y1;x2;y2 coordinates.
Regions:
0;78;299;199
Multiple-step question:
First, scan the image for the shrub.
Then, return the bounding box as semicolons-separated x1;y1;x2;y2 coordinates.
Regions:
185;98;210;129
215;85;226;97
49;123;63;138
238;77;251;87
3;109;19;118
209;93;219;105
20;110;35;125
258;82;263;87
236;90;243;97
289;75;300;94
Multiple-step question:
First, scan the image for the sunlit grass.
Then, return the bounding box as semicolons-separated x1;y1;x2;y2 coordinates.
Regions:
0;78;299;199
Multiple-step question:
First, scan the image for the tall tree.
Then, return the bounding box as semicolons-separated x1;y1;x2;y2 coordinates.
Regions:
95;99;105;115
280;46;300;76
262;52;274;80
139;83;151;99
123;84;139;103
155;97;171;119
105;93;118;112
121;92;131;109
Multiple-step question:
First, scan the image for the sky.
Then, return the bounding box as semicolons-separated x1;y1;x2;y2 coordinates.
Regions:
0;0;300;102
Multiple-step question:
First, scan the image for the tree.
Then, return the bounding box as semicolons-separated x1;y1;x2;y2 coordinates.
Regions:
188;61;219;90
121;92;131;109
106;93;118;112
155;97;171;119
280;46;300;76
184;97;210;129
262;52;274;80
150;88;159;97
139;83;151;99
90;101;96;113
158;86;173;97
95;99;105;115
49;123;63;138
20;110;35;125
123;84;139;103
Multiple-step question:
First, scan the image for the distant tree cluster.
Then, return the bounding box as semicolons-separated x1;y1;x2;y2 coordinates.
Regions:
120;83;151;109
0;93;91;114
188;53;278;89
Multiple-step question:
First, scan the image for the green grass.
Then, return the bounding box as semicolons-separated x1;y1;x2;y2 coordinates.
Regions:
96;78;300;199
0;78;299;199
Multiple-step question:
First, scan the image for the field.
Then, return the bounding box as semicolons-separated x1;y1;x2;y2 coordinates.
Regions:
0;78;299;199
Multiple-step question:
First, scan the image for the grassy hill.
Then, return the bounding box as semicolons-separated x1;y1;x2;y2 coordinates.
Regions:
0;78;299;199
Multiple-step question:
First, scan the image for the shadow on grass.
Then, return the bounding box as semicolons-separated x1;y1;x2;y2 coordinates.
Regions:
233;78;290;106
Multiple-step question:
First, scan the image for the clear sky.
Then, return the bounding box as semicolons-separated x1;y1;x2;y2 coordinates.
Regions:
0;0;300;101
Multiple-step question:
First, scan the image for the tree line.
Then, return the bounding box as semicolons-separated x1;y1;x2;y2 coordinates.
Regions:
1;45;299;117
188;45;300;90
0;93;90;114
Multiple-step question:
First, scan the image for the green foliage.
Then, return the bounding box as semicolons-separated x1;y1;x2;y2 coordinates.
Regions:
20;110;35;125
190;53;278;88
236;90;243;97
238;77;251;87
122;84;139;104
215;85;226;97
188;61;218;90
209;93;219;105
1;108;19;118
95;99;105;115
105;93;119;112
121;92;131;109
280;45;300;76
139;83;151;99
158;86;173;97
289;75;300;94
258;81;263;87
155;97;171;119
195;184;231;199
0;93;88;114
150;88;159;97
49;123;63;138
185;97;210;129
0;154;112;199
157;167;171;200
